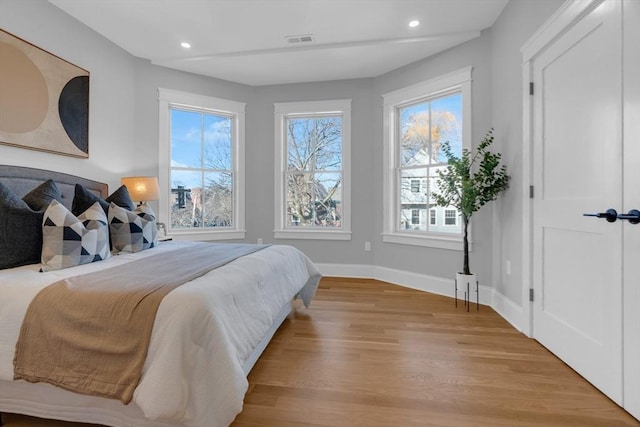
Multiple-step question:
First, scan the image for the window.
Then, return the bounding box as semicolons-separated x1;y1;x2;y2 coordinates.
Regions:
158;88;245;240
411;209;420;225
430;209;437;225
382;67;471;249
444;209;458;225
410;179;421;193
274;100;351;240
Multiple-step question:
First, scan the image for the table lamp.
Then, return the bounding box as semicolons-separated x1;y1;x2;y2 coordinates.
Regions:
121;176;160;206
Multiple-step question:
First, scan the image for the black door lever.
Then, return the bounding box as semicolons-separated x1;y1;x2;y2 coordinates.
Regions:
617;209;640;224
583;209;618;222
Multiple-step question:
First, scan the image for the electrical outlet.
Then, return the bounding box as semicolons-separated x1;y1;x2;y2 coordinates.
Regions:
257;238;263;245
364;241;371;252
505;260;511;276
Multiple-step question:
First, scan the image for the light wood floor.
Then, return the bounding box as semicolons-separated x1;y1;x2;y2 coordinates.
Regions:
2;277;638;426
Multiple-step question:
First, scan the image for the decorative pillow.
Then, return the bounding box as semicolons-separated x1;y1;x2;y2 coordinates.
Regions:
41;200;111;272
0;182;44;269
109;202;158;253
71;183;135;217
22;179;63;211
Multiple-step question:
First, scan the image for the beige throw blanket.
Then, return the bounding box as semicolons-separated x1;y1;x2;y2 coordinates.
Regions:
13;242;267;404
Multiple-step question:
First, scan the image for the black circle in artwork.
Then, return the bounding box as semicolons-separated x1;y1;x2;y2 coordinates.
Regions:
59;75;89;155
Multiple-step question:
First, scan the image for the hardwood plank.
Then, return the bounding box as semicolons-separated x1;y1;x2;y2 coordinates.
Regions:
3;278;638;426
235;278;638;426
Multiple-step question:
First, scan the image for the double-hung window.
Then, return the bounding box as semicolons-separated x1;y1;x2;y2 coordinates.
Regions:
382;67;471;249
274;100;351;240
158;88;245;240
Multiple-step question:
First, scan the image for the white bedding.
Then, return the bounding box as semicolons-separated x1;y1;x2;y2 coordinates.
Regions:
0;241;321;426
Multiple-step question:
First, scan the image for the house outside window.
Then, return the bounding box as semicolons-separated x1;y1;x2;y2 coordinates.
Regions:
382;67;471;249
158;88;245;240
274;100;351;240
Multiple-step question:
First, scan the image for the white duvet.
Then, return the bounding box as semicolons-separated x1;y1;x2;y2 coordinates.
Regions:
0;241;321;427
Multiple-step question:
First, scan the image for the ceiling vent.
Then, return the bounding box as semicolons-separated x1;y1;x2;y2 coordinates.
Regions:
285;34;315;44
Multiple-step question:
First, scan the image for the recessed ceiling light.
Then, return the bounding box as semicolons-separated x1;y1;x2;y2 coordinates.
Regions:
181;42;191;49
409;20;420;28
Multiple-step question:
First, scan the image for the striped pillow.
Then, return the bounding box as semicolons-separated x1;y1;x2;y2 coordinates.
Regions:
41;200;111;272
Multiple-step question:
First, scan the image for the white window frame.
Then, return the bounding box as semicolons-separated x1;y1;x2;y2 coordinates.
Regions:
274;99;351;240
444;209;458;226
430;208;437;226
158;88;246;241
382;67;472;250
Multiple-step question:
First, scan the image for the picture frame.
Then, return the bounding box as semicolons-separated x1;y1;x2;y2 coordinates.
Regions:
0;28;90;158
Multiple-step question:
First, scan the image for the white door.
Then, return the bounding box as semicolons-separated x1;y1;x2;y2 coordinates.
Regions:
623;0;640;419
531;0;624;404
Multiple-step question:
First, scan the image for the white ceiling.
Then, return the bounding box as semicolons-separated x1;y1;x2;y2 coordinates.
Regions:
49;0;509;86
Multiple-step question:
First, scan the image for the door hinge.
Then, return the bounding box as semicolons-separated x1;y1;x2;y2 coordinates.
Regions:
529;185;534;199
529;82;534;95
529;288;534;302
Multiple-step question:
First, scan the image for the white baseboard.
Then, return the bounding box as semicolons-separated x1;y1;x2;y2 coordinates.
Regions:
315;263;493;306
316;263;526;332
315;263;375;279
491;289;528;335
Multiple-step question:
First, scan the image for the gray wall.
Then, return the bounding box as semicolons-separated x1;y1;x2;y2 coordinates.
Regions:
132;58;253;176
0;0;566;320
248;79;376;264
490;0;565;306
0;0;138;191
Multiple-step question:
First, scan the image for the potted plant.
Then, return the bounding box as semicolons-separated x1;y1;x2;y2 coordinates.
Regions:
432;129;510;305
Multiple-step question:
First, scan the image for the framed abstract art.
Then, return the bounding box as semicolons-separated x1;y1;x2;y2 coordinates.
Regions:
0;28;89;158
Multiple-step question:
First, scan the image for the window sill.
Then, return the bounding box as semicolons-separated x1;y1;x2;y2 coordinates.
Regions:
169;229;246;241
382;232;467;251
274;229;352;241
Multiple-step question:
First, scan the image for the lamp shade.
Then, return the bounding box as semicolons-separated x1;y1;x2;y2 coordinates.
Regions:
121;176;160;202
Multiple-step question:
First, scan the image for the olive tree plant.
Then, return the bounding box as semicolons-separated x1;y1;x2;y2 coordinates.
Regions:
432;129;510;275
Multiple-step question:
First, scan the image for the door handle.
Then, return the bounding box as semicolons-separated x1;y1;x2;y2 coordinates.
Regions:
617;209;640;224
583;209;618;222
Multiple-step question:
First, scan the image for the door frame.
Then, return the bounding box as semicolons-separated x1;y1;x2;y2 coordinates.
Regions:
520;0;605;338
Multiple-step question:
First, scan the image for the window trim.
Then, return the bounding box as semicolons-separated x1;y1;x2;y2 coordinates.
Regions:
158;88;246;240
382;67;472;250
273;99;351;241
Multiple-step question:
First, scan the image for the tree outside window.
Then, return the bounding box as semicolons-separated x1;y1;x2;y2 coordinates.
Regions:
286;115;342;228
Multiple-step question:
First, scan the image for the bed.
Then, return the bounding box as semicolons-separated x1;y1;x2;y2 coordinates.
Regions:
0;165;321;427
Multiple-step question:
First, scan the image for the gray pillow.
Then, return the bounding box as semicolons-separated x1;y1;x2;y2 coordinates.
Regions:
22;179;63;211
0;182;44;269
72;183;134;217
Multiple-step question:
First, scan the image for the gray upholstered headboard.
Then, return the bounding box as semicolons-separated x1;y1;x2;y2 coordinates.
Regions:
0;165;108;210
